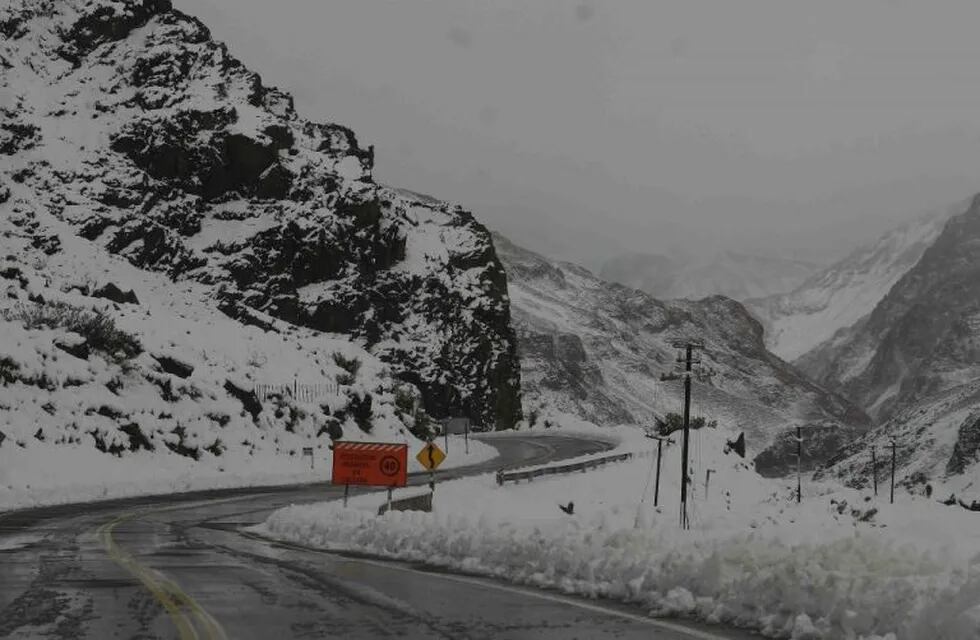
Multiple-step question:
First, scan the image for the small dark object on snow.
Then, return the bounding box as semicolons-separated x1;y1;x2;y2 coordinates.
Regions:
941;494;957;506
558;501;574;515
925;484;933;498
92;283;139;305
724;432;746;458
54;336;90;360
152;353;194;379
958;499;980;512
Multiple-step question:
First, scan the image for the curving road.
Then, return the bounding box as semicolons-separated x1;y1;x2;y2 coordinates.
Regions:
0;434;750;640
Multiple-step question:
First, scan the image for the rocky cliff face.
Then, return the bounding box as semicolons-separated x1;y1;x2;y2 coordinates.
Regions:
0;0;521;429
798;195;980;425
748;207;954;362
497;234;868;475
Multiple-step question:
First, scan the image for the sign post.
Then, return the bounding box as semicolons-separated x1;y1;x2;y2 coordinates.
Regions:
416;441;446;493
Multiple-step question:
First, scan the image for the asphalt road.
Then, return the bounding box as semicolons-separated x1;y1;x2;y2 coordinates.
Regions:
0;434;753;640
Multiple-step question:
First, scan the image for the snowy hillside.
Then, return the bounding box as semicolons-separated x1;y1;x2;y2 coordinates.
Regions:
748;205;955;361
0;0;521;434
600;250;818;302
496;233;868;475
799;195;980;425
818;379;980;496
0;193;487;509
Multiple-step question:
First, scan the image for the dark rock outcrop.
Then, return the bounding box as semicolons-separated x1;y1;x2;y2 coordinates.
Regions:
54;335;90;360
153;353;194;379
92;283;139;305
948;413;980;475
224;379;262;420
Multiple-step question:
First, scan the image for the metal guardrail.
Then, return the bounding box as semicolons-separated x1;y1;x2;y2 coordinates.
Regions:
496;451;634;486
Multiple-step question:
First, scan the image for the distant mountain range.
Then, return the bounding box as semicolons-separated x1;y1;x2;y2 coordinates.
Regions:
748;206;956;361
752;195;980;491
799;196;980;424
600;250;820;302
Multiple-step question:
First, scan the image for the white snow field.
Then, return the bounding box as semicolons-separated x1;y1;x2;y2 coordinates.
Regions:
258;419;980;640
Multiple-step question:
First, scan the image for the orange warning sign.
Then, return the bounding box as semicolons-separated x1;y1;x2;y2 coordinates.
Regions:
332;441;408;487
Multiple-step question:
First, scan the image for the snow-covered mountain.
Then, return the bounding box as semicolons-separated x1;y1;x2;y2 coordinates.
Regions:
748;206;955;362
0;0;521;432
799;195;980;425
0;0;519;506
600;250;818;302
496;233;868;475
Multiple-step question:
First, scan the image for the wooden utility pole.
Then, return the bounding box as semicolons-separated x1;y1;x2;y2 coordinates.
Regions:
663;340;704;530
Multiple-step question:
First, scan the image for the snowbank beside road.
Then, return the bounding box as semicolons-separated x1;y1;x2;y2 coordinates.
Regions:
257;424;980;640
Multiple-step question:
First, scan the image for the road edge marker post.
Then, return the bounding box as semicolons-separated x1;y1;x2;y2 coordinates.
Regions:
343;483;350;507
872;446;878;497
890;439;897;504
645;433;671;508
796;425;803;504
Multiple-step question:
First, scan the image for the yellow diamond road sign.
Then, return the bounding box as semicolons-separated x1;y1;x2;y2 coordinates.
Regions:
417;442;446;471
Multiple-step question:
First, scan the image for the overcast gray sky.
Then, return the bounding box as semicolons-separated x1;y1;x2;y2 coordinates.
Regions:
176;0;980;268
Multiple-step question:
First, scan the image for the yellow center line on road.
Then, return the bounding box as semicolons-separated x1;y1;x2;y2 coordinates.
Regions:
97;512;227;640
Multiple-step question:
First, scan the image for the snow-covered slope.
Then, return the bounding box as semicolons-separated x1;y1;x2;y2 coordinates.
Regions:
799;195;980;425
748;206;954;362
817;379;980;496
600;250;818;302
496;234;868;475
0;194;452;509
0;0;521;433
